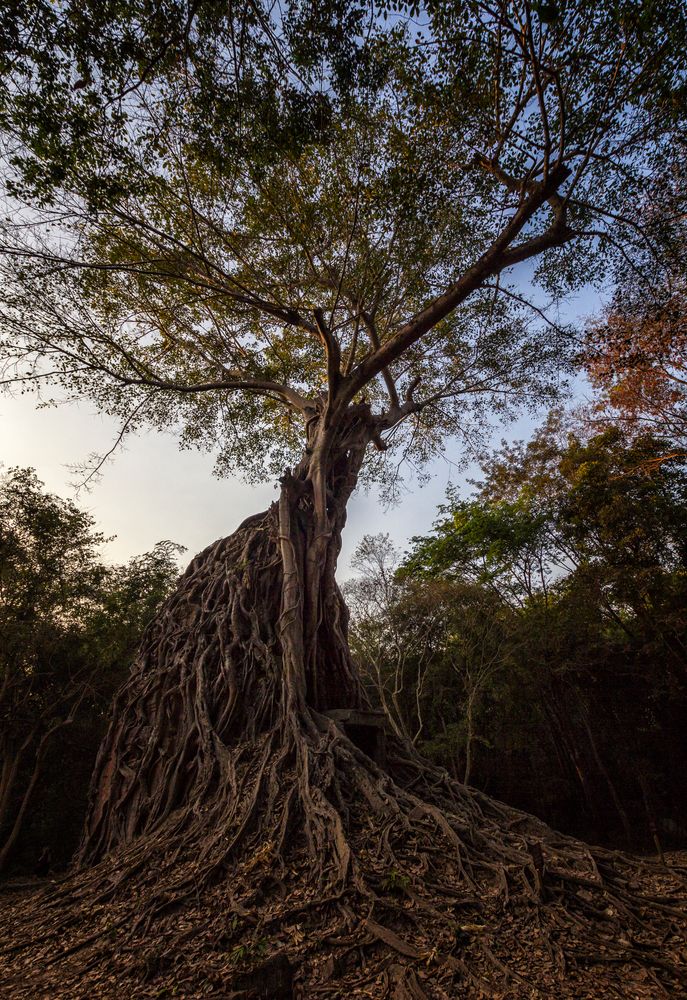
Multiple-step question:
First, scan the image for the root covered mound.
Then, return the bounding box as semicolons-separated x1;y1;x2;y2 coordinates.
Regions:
1;513;686;999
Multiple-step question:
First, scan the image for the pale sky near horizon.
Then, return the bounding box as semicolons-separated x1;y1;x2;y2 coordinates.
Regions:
0;278;600;579
0;373;594;580
0;389;486;576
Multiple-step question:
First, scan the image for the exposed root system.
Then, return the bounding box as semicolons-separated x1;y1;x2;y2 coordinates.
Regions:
1;506;686;999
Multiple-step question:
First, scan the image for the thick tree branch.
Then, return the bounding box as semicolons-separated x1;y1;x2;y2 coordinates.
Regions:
110;371;311;412
345;162;571;402
313;307;342;402
355;307;400;412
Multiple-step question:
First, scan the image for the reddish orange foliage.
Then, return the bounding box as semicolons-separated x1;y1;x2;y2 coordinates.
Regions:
582;290;687;450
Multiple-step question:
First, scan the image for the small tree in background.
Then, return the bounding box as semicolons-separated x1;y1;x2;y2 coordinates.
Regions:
345;534;443;744
347;539;511;781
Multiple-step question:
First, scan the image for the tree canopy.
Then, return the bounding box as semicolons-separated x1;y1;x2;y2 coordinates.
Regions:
1;0;686;485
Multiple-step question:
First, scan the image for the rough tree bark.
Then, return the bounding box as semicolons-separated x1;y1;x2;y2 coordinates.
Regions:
80;399;374;866
1;401;686;998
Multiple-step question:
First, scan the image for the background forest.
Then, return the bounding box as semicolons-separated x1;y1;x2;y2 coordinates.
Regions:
0;468;181;873
347;418;687;854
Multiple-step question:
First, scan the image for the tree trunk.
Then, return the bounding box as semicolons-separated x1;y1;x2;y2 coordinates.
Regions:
79;402;372;865
463;688;476;786
0;748;21;838
0;738;48;873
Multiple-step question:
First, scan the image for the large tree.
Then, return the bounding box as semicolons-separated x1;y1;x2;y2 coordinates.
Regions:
1;2;687;996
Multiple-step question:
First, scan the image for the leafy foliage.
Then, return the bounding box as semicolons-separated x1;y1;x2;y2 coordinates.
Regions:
0;467;182;871
1;1;686;488
350;418;687;844
583;289;687;453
